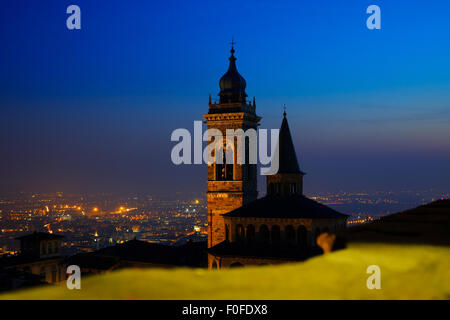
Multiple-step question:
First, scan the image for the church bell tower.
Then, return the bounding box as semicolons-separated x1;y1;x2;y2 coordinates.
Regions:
203;44;260;248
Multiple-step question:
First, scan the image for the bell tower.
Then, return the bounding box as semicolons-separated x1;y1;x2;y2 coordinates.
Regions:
203;44;260;248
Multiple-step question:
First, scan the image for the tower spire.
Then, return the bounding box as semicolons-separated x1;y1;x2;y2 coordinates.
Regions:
266;112;305;196
230;37;235;56
278;112;302;174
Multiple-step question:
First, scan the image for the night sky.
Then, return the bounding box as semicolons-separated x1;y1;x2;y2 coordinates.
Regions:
1;0;449;196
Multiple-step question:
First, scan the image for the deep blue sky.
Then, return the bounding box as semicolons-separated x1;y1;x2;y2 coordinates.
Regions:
1;0;449;196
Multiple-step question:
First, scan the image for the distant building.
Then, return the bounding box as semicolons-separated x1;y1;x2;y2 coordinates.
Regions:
0;232;66;286
67;239;207;274
16;231;63;260
205;46;348;269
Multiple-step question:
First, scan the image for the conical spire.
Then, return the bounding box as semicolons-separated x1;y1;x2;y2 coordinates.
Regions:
266;111;305;197
277;111;303;174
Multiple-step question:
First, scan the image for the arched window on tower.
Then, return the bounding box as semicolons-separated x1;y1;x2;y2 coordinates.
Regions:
244;136;255;182
215;145;234;181
215;148;225;180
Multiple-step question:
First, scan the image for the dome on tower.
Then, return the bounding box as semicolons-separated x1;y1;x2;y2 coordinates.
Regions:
218;45;247;103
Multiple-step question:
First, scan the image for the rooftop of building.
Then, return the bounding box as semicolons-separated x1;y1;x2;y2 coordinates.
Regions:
15;232;64;241
66;239;207;270
223;194;348;219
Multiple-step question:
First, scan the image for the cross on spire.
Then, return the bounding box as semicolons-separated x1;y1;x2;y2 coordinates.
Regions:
283;104;287;117
230;37;236;55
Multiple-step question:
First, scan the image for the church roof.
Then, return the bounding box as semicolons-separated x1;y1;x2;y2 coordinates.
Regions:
276;112;304;174
223;194;348;219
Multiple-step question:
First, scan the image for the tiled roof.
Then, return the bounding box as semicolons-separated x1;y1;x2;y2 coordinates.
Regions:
224;194;348;219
